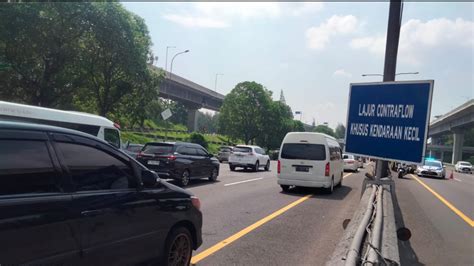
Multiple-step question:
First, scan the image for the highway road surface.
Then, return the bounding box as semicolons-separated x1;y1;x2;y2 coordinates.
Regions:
394;166;474;265
176;162;364;265
169;162;473;265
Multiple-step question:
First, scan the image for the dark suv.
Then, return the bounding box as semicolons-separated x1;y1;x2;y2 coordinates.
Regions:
0;121;202;265
137;142;220;186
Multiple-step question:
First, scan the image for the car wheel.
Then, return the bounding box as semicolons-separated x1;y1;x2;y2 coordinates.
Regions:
253;161;259;172
264;160;270;171
324;178;334;194
209;168;218;182
229;165;235;171
162;227;193;266
178;170;190;187
280;185;290;192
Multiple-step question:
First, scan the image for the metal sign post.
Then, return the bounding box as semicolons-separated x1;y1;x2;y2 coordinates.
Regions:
377;0;403;179
161;108;173;142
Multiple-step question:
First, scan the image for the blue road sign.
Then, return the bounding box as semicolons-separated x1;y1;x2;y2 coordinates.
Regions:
345;80;434;164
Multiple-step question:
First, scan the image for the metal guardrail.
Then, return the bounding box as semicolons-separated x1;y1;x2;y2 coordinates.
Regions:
327;179;399;266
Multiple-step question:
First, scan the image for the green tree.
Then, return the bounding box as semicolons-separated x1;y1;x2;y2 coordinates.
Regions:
219;81;272;144
197;111;219;133
76;3;152;117
0;3;94;108
313;124;336;137
292;120;305;132
335;124;346;139
256;101;295;150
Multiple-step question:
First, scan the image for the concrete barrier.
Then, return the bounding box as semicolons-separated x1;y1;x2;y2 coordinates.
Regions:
326;180;400;266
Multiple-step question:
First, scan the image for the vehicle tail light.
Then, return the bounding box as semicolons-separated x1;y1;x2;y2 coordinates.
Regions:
159;155;176;161
325;162;330;176
113;122;121;129
277;160;281;174
191;196;201;210
347;160;354;164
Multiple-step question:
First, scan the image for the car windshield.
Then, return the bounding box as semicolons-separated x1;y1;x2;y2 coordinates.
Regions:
424;161;442;168
281;143;326;160
460;162;471;166
234;147;252;153
142;144;174;154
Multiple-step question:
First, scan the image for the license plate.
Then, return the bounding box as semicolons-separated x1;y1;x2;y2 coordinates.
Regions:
148;160;160;166
295;166;309;172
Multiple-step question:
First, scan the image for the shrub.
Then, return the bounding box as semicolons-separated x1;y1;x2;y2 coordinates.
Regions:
188;132;208;149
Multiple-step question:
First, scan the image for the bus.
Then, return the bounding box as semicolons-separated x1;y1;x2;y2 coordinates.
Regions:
0;101;121;149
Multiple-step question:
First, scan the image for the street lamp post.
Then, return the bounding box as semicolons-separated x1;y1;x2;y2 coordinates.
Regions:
165;46;176;73
169;50;190;80
214;73;224;91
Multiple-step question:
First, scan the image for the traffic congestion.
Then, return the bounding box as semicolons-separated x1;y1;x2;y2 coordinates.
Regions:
1;1;473;266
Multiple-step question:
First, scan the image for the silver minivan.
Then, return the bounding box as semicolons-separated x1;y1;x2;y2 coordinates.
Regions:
277;132;344;194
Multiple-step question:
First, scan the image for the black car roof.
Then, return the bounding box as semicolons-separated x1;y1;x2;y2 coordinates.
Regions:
145;141;203;148
0;120;108;144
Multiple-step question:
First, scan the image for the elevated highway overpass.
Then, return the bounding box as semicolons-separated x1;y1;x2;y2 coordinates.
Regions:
154;67;225;131
428;99;474;163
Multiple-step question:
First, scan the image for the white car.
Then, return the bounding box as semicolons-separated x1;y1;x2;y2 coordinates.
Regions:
343;154;359;172
277;132;343;194
455;161;472;174
416;159;446;179
228;145;271;172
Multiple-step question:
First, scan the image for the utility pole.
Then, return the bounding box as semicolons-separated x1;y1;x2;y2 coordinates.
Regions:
376;0;403;179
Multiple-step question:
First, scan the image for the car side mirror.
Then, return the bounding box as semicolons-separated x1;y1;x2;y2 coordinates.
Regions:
142;170;158;187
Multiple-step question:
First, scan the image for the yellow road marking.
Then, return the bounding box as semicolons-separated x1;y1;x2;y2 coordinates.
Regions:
410;174;474;227
191;194;312;264
191;173;355;264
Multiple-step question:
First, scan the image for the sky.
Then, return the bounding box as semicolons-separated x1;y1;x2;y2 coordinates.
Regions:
122;2;473;128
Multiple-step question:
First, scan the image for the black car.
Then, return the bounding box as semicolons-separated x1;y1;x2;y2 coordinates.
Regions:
0;121;202;265
137;142;220;187
123;143;144;158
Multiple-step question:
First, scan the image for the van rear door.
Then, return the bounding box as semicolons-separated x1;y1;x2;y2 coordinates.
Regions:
280;143;327;181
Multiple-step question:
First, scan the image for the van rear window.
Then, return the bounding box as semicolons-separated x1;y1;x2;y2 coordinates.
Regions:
281;143;326;161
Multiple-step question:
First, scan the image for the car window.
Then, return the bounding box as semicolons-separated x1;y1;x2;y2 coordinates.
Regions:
281;143;326;161
0;140;60;195
195;148;208;156
178;146;196;156
424;160;442;168
56;142;135;191
104;128;120;149
143;144;174;154
234;146;252;153
127;145;143;153
460;162;471;166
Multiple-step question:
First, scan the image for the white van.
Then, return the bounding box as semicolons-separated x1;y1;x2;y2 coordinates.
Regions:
0;101;121;149
277;132;343;194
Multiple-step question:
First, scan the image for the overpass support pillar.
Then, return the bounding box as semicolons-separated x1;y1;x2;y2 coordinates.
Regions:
187;108;198;133
452;129;464;164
